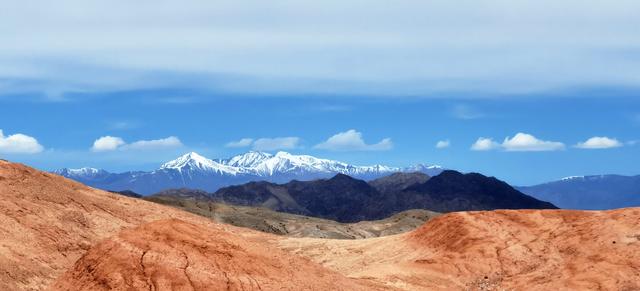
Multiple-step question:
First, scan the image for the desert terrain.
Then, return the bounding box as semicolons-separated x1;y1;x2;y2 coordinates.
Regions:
280;208;640;290
1;160;639;290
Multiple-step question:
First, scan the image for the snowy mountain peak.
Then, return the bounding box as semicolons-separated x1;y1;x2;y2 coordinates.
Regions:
275;151;293;157
55;151;446;194
223;151;273;168
160;152;233;173
53;167;108;178
408;163;444;170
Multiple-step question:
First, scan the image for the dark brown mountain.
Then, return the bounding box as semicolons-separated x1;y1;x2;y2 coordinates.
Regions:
394;170;558;212
369;172;430;194
209;174;388;222
160;171;555;223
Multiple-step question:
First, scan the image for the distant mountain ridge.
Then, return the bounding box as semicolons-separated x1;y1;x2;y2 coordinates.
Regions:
53;151;444;194
150;171;557;222
518;174;640;210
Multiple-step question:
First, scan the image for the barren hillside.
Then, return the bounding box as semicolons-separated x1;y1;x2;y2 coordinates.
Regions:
280;209;640;290
2;160;638;290
52;219;380;290
0;161;373;290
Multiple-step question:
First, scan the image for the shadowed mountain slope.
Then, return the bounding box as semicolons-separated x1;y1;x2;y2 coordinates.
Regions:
145;191;440;239
211;171;556;222
211;174;389;222
395;170;557;212
369;172;430;194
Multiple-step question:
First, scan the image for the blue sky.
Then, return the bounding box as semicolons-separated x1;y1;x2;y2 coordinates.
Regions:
1;0;639;185
1;93;639;185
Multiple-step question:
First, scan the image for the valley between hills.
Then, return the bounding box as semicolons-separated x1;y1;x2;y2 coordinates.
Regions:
1;159;639;290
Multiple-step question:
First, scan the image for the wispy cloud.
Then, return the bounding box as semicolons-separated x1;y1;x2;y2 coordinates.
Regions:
315;129;392;151
91;136;183;152
107;121;140;130
253;137;301;151
435;140;450;149
1;1;639;98
224;137;301;151
225;138;254;148
451;104;484;120
124;137;183;150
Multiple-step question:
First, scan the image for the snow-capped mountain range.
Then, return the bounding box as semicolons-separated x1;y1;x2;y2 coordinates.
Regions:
53;151;444;195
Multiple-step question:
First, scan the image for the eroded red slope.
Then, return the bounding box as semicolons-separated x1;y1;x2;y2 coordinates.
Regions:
280;209;640;290
52;219;380;290
0;161;378;290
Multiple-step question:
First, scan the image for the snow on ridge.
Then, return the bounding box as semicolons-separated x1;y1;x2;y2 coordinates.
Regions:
160;152;242;175
222;151;274;168
53;167;107;177
56;151;444;180
560;175;585;181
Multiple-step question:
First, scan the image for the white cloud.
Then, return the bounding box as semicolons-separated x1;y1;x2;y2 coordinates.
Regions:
471;133;565;152
91;136;125;152
575;136;623;149
0;129;44;154
252;137;301;151
225;138;254;148
435;140;450;149
315;129;393;151
1;1;639;97
502;133;565;152
91;136;182;152
471;137;500;151
124;136;183;150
